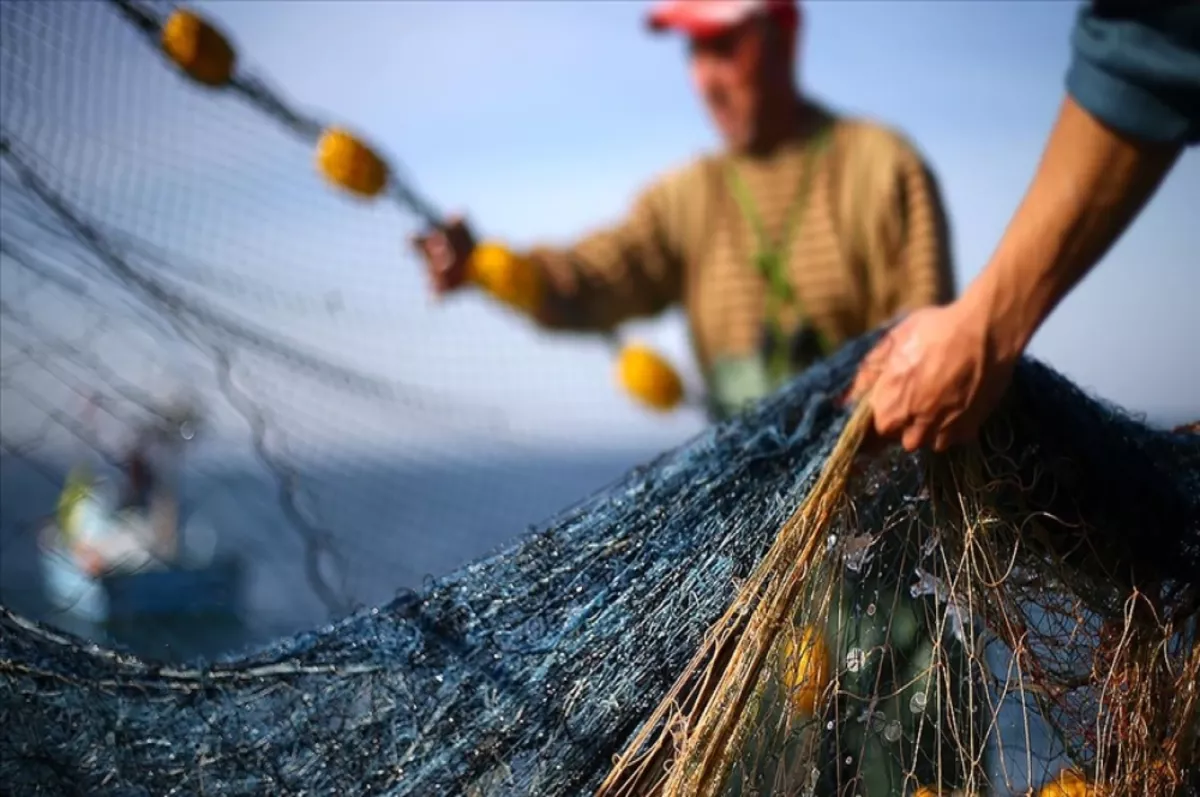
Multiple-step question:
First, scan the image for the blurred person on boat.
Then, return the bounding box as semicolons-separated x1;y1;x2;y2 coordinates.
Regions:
413;0;956;422
117;415;187;563
54;448;170;579
54;410;194;578
851;0;1200;452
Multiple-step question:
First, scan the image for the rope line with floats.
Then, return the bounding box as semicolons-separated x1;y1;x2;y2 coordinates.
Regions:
118;0;693;415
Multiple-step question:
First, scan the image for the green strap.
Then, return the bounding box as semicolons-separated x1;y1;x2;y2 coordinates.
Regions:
725;128;832;383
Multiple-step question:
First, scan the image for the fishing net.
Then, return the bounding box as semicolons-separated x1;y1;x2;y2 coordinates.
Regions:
3;337;1198;796
0;0;690;652
598;376;1199;797
2;2;1199;796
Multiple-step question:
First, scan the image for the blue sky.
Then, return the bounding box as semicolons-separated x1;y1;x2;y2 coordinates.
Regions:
3;0;1197;464
191;0;1198;427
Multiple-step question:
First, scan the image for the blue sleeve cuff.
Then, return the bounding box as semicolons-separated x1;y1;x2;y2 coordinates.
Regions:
1066;3;1200;145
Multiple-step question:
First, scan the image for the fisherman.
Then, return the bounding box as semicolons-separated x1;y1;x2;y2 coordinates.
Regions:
120;445;156;513
52;419;184;578
413;0;956;422
851;0;1200;451
54;462;108;577
116;418;183;564
412;0;963;789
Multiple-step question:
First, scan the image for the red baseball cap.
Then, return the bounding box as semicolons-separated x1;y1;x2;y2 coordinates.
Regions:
646;0;800;39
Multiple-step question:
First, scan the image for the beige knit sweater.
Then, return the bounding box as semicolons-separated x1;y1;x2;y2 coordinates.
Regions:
523;103;956;379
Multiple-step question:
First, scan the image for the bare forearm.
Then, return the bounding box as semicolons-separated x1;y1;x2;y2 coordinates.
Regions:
965;94;1182;360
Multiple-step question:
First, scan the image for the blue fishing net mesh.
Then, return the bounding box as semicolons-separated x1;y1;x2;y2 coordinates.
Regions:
2;2;1198;796
4;340;1199;796
594;354;1199;797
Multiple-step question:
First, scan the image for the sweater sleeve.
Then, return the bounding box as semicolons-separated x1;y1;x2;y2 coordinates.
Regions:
1066;0;1200;145
520;161;707;333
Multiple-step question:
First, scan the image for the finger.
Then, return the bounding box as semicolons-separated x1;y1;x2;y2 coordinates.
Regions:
935;418;981;453
427;236;455;272
409;232;431;257
901;420;933;453
845;364;876;406
419;234;451;267
916;403;960;454
845;338;894;405
869;373;908;439
426;231;449;253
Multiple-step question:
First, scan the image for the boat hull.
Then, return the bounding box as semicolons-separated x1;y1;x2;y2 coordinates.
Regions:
101;556;243;621
39;522;243;626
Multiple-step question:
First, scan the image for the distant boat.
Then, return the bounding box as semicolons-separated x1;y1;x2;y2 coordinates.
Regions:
38;509;243;632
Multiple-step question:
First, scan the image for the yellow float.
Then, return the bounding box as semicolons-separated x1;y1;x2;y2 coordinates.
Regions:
461;244;686;411
160;8;236;87
315;128;389;199
779;625;831;716
313;130;686;410
1038;769;1101;797
616;343;685;412
465;242;544;317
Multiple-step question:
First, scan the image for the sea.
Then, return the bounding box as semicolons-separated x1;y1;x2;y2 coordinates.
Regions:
0;445;664;662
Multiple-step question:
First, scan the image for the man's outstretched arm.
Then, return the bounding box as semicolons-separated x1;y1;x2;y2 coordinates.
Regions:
962;92;1183;366
414;161;703;334
976;0;1197;357
851;1;1200;452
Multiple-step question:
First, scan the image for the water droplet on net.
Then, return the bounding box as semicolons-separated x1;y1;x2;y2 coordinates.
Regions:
842;533;875;573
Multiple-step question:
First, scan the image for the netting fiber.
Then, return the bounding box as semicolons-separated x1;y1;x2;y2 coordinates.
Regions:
3;333;1199;796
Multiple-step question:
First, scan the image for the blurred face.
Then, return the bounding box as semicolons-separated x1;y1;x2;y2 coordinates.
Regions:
687;17;791;152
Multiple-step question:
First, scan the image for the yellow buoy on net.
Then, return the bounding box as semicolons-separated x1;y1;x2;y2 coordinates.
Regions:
1038;769;1101;797
912;788;940;797
616;343;684;412
465;242;544;317
316;128;390;199
160;9;236;87
778;625;831;716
